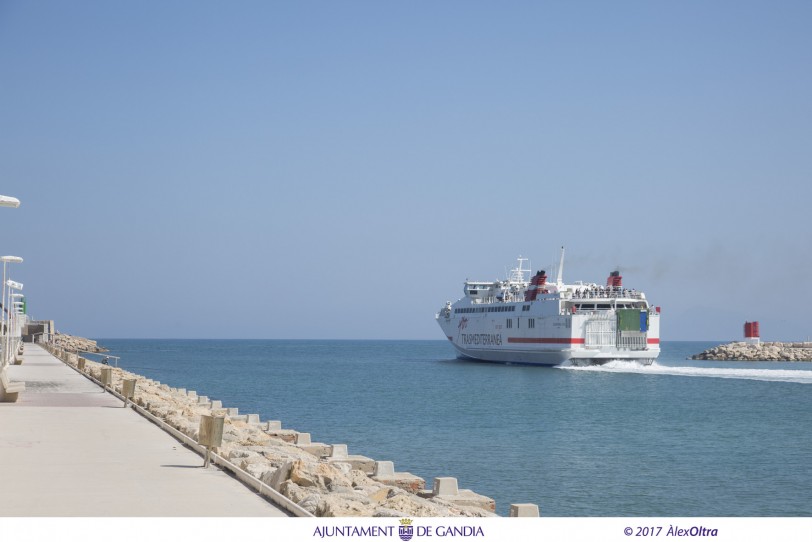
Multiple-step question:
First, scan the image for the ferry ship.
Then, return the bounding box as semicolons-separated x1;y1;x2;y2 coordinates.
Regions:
436;248;660;366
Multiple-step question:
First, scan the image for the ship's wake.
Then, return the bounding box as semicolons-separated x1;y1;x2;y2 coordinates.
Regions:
557;360;812;384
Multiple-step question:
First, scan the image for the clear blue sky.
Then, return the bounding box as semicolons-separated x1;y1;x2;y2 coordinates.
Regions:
1;1;810;340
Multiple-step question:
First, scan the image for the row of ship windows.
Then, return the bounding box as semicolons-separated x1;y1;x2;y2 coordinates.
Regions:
455;306;518;314
456;304;537;314
573;303;644;310
506;319;536;329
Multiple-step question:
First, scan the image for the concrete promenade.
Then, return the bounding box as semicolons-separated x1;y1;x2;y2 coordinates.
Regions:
0;344;288;516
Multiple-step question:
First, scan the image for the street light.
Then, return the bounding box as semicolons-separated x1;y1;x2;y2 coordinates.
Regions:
1;256;23;368
10;294;24;335
12;298;24;339
0;195;20;208
4;280;23;366
11;298;24;357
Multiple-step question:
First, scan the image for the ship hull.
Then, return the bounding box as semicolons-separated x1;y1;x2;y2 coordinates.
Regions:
449;342;658;367
452;345;569;366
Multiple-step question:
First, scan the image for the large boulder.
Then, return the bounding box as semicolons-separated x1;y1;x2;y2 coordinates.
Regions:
289;459;354;490
316;493;377;517
375;490;453;517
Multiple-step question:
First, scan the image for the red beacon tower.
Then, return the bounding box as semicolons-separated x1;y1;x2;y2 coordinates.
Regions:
744;321;760;345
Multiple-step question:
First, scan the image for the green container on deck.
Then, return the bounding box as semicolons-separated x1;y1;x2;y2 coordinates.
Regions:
618;309;648;332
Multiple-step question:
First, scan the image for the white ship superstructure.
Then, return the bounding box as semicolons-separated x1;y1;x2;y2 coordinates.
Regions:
436;249;660;366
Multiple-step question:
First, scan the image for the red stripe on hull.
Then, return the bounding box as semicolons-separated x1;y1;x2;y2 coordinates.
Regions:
647;338;660;344
507;337;586;344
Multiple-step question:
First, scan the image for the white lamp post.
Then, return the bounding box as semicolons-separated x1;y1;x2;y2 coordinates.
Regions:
11;304;22;359
4;280;23;366
11;296;25;348
1;257;23;367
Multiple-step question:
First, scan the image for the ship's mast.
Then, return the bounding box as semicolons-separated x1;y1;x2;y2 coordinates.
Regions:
509;256;530;284
555;246;565;285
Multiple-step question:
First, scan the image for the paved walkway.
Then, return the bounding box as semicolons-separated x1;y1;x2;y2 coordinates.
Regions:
0;344;288;516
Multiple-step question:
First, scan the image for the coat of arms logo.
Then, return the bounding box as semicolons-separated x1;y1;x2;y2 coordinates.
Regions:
398;518;414;541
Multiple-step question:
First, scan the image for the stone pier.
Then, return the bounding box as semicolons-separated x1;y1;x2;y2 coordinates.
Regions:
21;341;534;518
692;341;812;361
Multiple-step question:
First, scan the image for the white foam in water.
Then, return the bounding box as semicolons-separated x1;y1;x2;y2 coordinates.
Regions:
557;360;812;384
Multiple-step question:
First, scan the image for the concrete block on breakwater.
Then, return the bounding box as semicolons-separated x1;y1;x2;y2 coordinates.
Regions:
335;454;377;474
265;428;300;443
372;461;426;494
299;443;332;458
431;477;496;513
510;503;540;517
294;432;335;457
325;445;376;473
329;444;348;459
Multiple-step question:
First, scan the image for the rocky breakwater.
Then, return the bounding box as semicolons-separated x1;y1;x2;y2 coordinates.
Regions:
52;332;108;353
692;342;812;362
52;348;499;518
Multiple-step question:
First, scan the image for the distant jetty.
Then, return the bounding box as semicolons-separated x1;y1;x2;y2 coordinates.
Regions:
691;342;812;362
52;331;108;353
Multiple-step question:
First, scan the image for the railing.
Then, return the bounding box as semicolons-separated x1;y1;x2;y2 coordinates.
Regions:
79;351;120;367
571;289;645;300
585;315;616;348
617;333;647;350
472;289;647;304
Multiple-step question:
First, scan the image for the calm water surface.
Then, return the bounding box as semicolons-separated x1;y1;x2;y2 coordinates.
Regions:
95;339;812;516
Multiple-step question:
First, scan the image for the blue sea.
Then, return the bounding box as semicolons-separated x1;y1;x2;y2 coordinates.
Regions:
93;340;812;517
